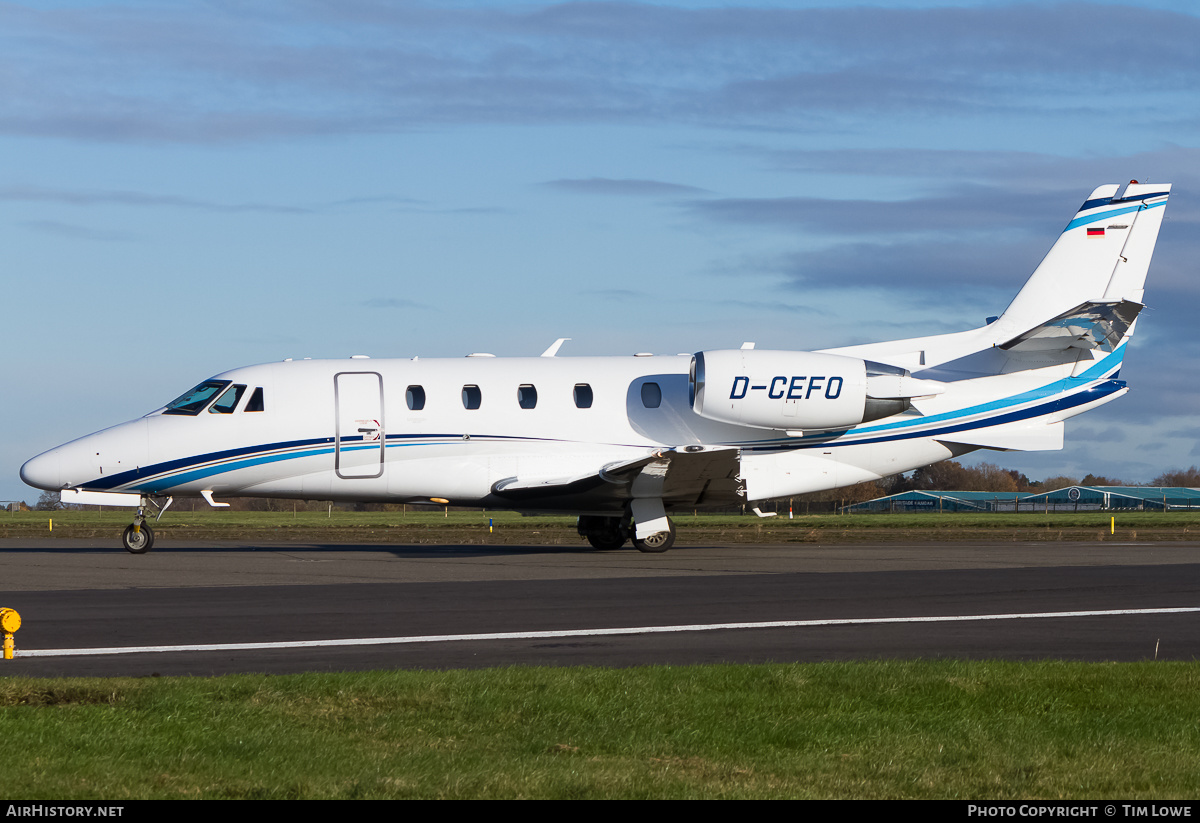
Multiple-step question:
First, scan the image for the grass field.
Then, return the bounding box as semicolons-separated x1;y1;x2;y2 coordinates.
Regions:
4;661;1200;799
6;507;1200;544
6;510;1199;799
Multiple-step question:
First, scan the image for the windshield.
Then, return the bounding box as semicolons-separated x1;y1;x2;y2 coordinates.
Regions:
209;383;247;414
163;380;231;415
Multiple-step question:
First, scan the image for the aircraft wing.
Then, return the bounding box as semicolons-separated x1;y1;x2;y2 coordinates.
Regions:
491;447;742;507
998;299;1142;353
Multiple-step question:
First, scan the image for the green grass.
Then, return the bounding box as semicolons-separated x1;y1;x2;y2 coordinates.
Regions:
3;661;1200;799
6;508;1200;544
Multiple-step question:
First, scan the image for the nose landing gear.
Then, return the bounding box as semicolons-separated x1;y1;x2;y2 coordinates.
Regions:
122;523;154;554
121;495;165;554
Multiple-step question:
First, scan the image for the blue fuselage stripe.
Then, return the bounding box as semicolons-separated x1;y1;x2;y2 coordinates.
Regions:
82;350;1127;493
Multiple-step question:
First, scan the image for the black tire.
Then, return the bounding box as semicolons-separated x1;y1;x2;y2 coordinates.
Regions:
122;524;154;554
633;519;675;553
586;531;627;550
578;515;629;550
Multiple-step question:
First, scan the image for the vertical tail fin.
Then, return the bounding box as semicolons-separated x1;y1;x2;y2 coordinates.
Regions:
998;182;1171;335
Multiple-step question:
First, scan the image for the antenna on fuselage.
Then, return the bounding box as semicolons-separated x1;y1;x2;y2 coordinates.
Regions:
541;338;571;357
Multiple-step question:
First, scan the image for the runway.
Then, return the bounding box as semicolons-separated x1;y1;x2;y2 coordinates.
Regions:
2;538;1198;676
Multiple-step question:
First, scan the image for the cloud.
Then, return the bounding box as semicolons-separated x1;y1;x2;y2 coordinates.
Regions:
362;297;435;311
580;288;650;301
750;145;1200;191
0;186;483;216
1069;426;1128;443
0;185;311;214
16;219;133;242
5;3;1199;142
685;185;1066;235
542;178;710;197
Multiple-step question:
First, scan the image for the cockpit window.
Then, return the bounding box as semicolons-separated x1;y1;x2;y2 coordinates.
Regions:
163;380;231;415
245;387;265;412
209;384;247;414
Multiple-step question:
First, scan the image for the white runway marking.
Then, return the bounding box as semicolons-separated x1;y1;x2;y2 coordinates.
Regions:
17;606;1200;659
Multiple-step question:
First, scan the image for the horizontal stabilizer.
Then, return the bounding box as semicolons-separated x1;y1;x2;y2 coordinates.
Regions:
938;420;1064;451
999;299;1142;353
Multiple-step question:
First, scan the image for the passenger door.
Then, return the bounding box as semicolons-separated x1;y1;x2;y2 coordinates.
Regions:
334;372;384;479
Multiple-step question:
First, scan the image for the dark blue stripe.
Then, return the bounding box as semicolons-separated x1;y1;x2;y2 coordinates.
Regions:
1113;190;1169;203
83;431;575;492
744;380;1124;454
79;380;1125;492
83;436;334;490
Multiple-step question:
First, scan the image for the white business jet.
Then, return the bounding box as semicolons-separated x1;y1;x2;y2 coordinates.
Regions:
21;182;1171;553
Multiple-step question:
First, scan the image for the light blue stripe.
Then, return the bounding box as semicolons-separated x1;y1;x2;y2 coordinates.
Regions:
140;447;336;491
763;344;1126;447
136;438;452;491
1064;200;1163;232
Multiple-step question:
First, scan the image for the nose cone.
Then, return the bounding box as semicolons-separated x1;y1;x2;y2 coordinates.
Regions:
22;418;151;493
20;449;64;491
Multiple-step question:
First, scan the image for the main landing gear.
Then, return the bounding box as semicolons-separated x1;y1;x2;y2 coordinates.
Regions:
632;518;675;553
577;514;677;553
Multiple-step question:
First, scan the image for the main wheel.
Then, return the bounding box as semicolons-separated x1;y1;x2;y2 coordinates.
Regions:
633;519;676;553
578;515;629;550
586;530;627;550
122;524;154;554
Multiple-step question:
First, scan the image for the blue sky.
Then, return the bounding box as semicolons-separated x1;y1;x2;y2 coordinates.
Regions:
4;0;1200;504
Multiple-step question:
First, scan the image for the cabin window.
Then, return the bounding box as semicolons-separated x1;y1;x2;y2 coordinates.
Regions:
518;384;537;409
209;384;247;414
406;385;426;411
641;382;662;409
245;387;265;412
462;384;482;410
574;383;593;409
163;380;231;415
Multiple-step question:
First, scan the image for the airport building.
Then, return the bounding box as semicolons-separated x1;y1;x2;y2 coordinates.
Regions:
844;487;1200;513
1020;486;1200;511
843;490;1029;513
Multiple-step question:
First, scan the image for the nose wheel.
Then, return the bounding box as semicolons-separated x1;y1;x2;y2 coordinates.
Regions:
122;494;158;553
122;523;155;554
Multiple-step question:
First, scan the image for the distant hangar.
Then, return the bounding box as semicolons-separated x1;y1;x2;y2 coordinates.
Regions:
845;487;1200;513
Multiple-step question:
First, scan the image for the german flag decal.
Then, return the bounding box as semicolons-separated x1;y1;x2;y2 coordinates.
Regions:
1087;227;1105;237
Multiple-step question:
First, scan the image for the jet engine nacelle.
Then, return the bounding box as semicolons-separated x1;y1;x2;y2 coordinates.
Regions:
690;349;944;431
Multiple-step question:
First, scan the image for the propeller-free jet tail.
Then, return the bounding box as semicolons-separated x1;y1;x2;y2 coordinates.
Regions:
21;182;1171;553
